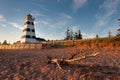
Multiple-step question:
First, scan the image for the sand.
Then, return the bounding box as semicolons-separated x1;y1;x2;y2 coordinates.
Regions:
0;48;120;80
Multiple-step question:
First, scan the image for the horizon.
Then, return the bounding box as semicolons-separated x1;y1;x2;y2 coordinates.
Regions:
0;0;120;43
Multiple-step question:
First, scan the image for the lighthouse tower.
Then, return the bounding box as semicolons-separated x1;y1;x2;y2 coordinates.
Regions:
21;14;37;43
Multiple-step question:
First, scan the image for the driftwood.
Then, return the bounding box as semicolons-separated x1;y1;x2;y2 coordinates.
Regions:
47;52;99;71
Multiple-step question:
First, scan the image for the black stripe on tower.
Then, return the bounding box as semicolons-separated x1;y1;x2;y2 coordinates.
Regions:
23;28;35;32
32;36;36;39
32;29;35;32
21;35;36;39
21;35;31;38
23;28;30;32
25;21;34;25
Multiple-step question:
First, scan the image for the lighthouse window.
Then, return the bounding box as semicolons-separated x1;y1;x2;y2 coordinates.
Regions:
32;29;35;32
31;22;34;25
21;35;30;38
26;21;30;24
32;36;36;39
23;28;30;32
27;28;30;31
26;35;31;38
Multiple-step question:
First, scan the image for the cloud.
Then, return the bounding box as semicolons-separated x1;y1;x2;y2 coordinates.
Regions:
82;33;95;38
69;26;96;38
0;14;23;30
40;19;68;29
36;30;63;40
69;26;80;32
32;3;48;11
34;21;39;24
66;26;96;38
95;0;120;27
40;19;67;28
57;0;60;3
0;24;6;27
60;13;72;19
73;0;87;12
99;0;119;11
31;11;46;17
0;15;7;28
15;9;21;12
41;20;49;25
9;22;23;30
40;13;72;29
0;15;6;22
95;13;110;27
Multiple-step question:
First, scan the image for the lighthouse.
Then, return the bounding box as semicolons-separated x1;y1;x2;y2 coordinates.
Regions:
21;14;37;43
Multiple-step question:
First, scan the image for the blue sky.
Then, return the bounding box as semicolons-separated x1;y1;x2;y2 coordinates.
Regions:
0;0;120;43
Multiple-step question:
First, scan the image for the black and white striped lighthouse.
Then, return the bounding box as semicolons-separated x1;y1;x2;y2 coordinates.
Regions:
21;14;37;43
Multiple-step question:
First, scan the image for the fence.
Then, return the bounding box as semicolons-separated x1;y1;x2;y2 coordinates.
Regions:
0;44;42;50
0;38;120;50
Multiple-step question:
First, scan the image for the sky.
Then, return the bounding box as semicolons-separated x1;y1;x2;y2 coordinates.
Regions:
0;0;120;43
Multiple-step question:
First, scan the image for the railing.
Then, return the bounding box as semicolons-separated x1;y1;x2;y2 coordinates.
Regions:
0;44;42;50
0;38;120;50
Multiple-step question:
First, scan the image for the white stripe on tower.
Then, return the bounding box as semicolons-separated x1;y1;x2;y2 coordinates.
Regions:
21;14;37;43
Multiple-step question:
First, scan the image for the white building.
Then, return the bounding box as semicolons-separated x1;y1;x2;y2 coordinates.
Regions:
21;14;37;43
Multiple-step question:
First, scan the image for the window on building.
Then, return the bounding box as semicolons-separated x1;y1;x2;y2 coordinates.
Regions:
21;35;31;38
32;22;34;25
32;36;36;39
26;21;30;24
26;35;31;38
32;29;35;32
23;28;30;32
